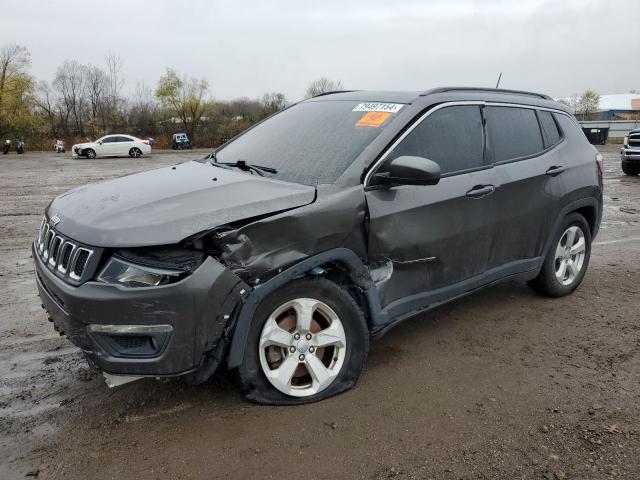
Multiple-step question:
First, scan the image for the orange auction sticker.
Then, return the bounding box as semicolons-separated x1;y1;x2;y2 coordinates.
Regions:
356;111;391;128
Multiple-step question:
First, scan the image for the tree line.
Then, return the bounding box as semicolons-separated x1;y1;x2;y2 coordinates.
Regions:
0;43;343;150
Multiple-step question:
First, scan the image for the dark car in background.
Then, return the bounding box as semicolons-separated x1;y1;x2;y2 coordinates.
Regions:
621;128;640;175
33;88;603;404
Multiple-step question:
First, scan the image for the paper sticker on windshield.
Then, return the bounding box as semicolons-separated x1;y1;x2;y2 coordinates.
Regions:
353;103;403;113
356;111;391;128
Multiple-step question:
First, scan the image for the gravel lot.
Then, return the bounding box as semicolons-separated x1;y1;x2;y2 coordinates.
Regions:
1;146;639;480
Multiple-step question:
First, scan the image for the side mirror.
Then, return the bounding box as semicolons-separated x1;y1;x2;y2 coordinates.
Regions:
98;141;103;145
373;155;441;187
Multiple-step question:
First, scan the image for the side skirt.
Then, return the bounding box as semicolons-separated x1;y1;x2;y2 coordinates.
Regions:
371;257;542;338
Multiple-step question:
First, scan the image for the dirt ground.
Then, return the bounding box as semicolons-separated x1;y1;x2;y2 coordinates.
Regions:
1;145;639;480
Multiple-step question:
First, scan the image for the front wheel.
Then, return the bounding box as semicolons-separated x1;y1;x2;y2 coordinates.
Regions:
621;161;640;176
236;277;369;405
85;149;96;159
528;213;591;297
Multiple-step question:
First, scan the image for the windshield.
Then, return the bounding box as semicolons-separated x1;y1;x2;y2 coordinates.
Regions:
213;100;402;186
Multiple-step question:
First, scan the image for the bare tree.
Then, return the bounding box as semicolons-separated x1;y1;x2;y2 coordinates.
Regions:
105;52;124;126
304;77;344;98
260;92;287;115
33;80;58;136
53;60;87;136
0;43;31;136
84;64;109;131
558;93;580;112
129;81;159;135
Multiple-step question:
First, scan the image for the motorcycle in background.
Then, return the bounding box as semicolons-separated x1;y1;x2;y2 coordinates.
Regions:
16;141;24;154
53;140;65;153
2;139;10;155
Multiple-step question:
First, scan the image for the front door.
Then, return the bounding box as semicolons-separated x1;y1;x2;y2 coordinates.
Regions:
365;104;496;315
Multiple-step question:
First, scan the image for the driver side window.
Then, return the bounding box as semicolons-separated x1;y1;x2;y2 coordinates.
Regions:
388;105;485;175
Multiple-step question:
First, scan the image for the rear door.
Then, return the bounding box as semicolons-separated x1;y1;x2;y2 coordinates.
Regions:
365;104;496;310
485;106;564;268
116;136;134;156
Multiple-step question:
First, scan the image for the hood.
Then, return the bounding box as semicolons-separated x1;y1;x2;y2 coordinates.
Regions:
47;161;316;247
72;142;94;149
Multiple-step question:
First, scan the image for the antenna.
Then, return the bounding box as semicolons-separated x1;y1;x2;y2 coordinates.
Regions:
495;72;502;88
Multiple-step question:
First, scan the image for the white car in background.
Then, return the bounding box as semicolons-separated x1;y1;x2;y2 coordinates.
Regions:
72;134;151;159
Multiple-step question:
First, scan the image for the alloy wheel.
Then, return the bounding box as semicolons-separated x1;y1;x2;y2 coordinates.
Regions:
258;298;346;397
554;225;586;286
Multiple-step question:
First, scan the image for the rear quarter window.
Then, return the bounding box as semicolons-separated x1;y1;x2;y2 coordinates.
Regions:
537;110;562;147
486;106;544;162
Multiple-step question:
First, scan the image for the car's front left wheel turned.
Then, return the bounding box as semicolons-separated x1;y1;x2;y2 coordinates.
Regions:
236;277;369;405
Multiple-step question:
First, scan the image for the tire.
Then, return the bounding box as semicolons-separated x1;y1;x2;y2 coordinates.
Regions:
236;277;369;405
621;161;640;176
129;147;142;158
85;149;96;159
527;213;591;297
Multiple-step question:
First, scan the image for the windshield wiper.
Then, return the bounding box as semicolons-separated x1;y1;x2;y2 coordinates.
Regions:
215;160;277;176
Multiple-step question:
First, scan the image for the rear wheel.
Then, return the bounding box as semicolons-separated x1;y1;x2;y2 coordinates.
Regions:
85;149;96;159
528;213;591;297
129;147;142;158
621;161;640;176
236;277;369;404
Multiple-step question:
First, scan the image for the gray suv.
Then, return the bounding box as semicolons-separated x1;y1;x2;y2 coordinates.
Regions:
33;88;603;404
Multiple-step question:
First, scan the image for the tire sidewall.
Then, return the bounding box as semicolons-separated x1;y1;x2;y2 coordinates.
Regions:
86;149;96;159
236;277;369;405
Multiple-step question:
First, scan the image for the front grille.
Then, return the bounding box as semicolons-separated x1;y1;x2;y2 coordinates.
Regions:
73;250;90;277
35;216;97;284
629;134;640;148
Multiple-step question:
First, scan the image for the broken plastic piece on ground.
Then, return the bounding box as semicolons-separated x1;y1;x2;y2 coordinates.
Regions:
103;372;144;388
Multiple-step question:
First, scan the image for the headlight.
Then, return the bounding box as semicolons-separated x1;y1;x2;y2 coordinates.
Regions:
98;257;183;287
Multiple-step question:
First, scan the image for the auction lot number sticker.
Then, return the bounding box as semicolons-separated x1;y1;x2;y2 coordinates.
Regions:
352;103;404;113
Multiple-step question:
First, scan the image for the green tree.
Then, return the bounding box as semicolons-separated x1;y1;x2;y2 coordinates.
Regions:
0;43;32;139
155;68;209;144
578;89;600;116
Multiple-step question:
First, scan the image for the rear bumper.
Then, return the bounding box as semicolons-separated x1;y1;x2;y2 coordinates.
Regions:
33;243;248;377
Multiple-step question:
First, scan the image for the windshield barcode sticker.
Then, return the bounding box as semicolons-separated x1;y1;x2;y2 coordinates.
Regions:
352;103;404;113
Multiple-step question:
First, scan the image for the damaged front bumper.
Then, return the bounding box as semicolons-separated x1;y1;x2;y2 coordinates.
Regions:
33;243;248;379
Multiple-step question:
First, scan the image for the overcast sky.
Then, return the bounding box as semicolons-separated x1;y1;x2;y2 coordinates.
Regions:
2;0;638;101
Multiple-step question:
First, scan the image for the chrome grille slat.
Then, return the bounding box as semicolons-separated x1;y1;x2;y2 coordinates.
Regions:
57;242;76;274
35;216;95;283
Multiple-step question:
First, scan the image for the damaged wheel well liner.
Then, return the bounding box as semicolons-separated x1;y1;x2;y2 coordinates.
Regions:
225;248;387;369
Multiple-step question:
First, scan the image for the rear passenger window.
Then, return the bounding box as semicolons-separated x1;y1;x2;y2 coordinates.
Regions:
389;105;484;174
485;107;544;162
537;111;562;147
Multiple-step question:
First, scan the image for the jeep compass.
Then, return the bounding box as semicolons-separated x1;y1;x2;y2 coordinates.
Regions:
33;88;603;404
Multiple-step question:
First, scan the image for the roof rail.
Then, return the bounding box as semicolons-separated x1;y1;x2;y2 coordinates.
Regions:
311;90;357;98
422;87;553;100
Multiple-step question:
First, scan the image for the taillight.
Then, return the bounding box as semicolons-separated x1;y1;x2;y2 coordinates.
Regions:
596;152;603;174
142;140;150;145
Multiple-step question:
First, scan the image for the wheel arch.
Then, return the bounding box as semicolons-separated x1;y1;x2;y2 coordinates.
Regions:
226;248;386;369
542;197;600;260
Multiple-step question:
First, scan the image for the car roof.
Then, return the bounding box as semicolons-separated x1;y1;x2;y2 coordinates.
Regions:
304;90;422;104
305;87;571;113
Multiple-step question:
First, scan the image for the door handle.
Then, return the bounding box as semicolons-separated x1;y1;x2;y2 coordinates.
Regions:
465;184;495;198
546;165;565;176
